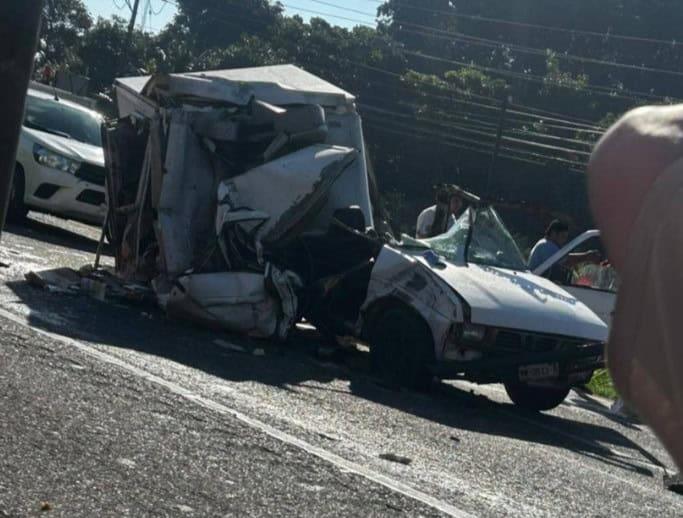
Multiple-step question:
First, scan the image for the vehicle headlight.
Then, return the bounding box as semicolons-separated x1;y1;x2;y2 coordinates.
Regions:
461;323;487;342
33;144;81;174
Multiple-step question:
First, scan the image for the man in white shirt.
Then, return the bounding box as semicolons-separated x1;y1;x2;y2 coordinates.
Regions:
416;188;463;239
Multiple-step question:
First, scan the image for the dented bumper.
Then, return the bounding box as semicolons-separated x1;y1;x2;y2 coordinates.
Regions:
433;342;605;384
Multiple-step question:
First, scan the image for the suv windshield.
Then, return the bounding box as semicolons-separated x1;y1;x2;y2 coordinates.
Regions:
424;206;528;271
24;94;102;147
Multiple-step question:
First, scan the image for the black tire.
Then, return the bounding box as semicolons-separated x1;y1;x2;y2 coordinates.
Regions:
6;165;28;223
369;306;435;391
504;381;571;411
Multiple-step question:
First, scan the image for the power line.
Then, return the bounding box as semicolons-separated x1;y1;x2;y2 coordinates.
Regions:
151;0;167;16
311;0;683;77
281;2;679;102
358;98;596;160
363;120;587;170
113;0;131;10
364;0;683;48
349;60;607;129
281;3;376;28
359;96;503;130
404;49;677;103
360;91;604;147
162;0;612;135
165;0;672;105
394;22;683;79
360;104;591;160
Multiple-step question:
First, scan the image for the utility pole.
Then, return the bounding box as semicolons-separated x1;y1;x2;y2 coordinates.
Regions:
0;1;44;239
484;95;509;198
120;0;142;76
126;0;140;40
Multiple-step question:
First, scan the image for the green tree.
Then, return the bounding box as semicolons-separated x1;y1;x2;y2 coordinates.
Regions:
78;17;157;92
191;35;289;70
41;0;93;68
378;0;457;55
172;0;283;53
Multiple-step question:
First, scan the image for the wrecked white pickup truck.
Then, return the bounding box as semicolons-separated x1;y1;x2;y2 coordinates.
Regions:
104;65;608;411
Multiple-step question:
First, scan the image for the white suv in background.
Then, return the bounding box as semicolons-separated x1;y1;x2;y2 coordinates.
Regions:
8;89;107;225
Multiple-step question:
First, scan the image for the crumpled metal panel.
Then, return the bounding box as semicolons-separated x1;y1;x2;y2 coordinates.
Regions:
167;272;279;339
166;266;302;340
217;144;358;259
361;246;464;361
317;111;374;231
115;65;355;117
157;110;217;276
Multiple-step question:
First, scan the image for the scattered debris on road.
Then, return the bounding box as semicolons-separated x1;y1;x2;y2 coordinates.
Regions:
213;339;246;354
379;453;413;466
25;267;80;293
25;266;154;304
80;277;106;301
664;472;683;495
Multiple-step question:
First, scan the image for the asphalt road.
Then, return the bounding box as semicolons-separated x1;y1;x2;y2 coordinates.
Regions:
0;213;681;517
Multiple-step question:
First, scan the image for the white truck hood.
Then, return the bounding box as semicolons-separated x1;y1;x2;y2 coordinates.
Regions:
425;260;609;342
23;127;104;166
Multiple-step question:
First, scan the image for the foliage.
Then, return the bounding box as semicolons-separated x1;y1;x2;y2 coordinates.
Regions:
587;369;619;400
41;0;93;68
191;35;289;71
377;0;458;56
542;52;589;92
444;68;508;98
78;17;158;91
172;0;282;52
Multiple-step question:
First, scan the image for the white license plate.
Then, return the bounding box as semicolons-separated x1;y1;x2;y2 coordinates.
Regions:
519;362;560;382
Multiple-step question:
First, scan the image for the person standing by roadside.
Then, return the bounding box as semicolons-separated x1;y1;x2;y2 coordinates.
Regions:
528;219;601;277
416;186;464;239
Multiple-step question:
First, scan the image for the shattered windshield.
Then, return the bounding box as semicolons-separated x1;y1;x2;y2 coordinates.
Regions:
422;209;471;264
425;206;528;271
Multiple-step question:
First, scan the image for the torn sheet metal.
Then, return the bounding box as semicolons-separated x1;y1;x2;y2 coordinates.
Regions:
106;65;375;339
25;268;81;294
157;110;218;276
166;266;301;339
360;246;464;361
217;145;358;258
115;64;356;116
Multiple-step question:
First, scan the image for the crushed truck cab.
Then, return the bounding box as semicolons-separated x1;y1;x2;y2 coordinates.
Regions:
105;65;608;412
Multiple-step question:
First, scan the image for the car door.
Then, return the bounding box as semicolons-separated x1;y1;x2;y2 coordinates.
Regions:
533;230;617;328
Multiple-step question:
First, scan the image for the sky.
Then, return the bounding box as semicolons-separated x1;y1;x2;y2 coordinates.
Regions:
83;0;379;33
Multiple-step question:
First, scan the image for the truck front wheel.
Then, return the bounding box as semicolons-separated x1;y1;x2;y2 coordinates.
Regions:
504;381;571;411
369;307;435;391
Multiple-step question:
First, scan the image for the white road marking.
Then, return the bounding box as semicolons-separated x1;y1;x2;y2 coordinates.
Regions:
0;307;474;518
